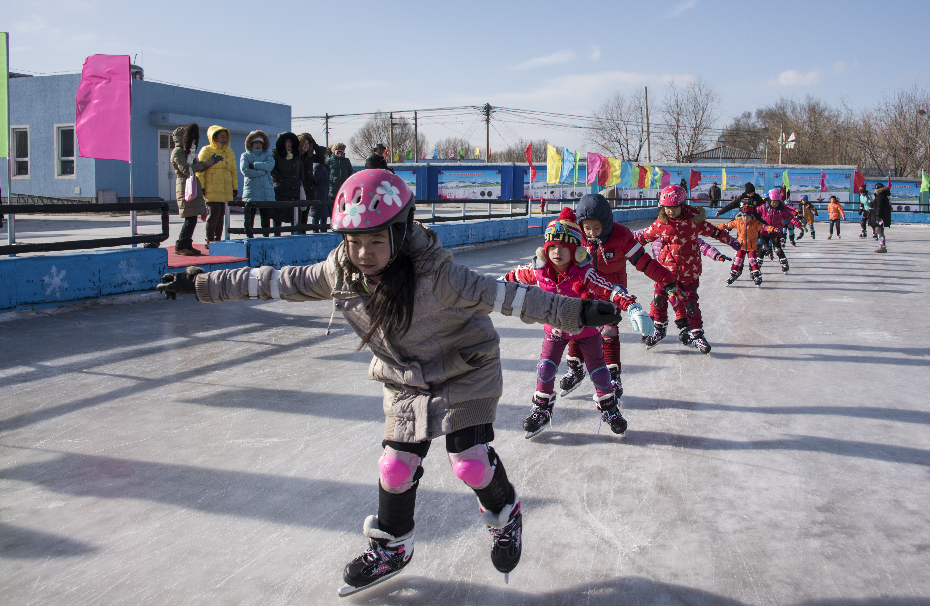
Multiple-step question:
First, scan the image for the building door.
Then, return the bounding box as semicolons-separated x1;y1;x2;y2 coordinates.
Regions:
157;130;175;201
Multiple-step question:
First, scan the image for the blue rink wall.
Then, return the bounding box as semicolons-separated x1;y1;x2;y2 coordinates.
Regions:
5;205;929;312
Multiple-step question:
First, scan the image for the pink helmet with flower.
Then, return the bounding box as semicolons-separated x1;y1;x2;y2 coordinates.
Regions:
331;169;415;235
768;188;783;202
659;184;687;207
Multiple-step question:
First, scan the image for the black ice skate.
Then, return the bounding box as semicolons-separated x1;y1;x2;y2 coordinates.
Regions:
596;393;627;436
608;364;623;399
558;356;586;396
789;233;796;246
523;391;555;438
480;495;522;583
811;230;816;239
644;321;668;349
860;231;867;238
780;258;789;273
726;268;742;285
751;269;762;287
339;516;414;597
689;329;712;354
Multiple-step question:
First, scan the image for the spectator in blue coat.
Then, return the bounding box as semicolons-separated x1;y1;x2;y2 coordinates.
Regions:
240;130;276;237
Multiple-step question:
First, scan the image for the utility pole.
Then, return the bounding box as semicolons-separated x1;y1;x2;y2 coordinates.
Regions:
389;112;394;161
324;113;329;149
779;126;784;165
414;111;418;163
483;103;492;163
644;86;651;163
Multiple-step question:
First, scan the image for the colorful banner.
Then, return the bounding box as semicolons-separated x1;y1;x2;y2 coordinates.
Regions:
775;169;851;203
393;169;417;194
75;54;131;161
886;180;923;204
546;144;561;185
524;166;588;200
438;168;502;199
0;32;8;158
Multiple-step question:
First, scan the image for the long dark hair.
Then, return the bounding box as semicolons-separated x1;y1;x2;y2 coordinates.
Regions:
182;123;199;154
344;221;419;349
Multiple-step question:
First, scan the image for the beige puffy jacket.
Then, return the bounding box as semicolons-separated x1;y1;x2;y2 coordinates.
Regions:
194;223;586;442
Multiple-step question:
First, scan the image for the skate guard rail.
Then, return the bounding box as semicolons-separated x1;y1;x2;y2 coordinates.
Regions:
0;201;169;255
226;200;329;238
416;199;530;223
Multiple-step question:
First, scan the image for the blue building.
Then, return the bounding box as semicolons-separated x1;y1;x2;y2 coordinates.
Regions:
2;69;290;203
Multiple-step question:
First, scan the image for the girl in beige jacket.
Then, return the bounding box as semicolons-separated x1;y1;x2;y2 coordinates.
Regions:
157;169;621;596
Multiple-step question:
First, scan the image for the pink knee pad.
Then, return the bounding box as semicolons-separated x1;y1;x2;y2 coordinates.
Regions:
379;446;422;494
448;444;495;489
599;324;619;338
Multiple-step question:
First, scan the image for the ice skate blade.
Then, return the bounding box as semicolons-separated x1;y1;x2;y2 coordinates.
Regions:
504;572;509;584
558;381;584;397
524;424;549;439
338;567;406;597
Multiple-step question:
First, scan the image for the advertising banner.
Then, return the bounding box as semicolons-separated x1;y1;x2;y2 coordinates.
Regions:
690;168;763;201
776;169;851;203
438;168;502;199
887;180;922;209
524;167;590;200
393;169;416;193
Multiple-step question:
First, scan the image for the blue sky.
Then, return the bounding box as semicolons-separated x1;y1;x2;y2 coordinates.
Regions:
6;0;929;152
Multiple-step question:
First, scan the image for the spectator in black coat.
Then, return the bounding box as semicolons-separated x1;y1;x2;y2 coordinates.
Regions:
269;132;302;236
365;143;393;172
870;183;891;253
708;182;721;208
715;182;764;219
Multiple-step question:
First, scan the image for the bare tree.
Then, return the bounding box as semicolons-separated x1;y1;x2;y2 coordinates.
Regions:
490;138;549;163
657;78;721;162
586;90;647;160
431;136;475;160
348;112;428;162
847;86;930;177
720;111;766;156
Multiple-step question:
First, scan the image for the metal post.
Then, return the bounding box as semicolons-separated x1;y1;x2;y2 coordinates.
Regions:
324;113;329;149
6;213;13;249
414;111;418;163
484;103;491;163
430;201;435;219
129;83;136;244
224;204;231;240
779;126;784;165
389;112;394;163
644;86;651;164
293;206;299;228
4;32;10;249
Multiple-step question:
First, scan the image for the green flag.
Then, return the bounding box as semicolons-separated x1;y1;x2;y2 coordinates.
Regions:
781;170;790;188
921;171;929;192
0;32;9;158
405;150;412;160
573;150;579;187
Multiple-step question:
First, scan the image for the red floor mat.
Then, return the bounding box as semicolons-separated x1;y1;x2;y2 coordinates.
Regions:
166;245;247;268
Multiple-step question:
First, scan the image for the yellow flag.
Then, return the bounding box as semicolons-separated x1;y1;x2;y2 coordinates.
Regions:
643;165;653;188
547;145;562;185
606;158;623;186
722;168;727;190
392;149;400;162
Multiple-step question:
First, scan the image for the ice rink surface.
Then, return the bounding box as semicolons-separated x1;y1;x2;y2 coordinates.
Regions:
2;220;929;605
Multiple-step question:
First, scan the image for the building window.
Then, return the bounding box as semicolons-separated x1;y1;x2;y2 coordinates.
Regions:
56;125;76;177
11;127;29;177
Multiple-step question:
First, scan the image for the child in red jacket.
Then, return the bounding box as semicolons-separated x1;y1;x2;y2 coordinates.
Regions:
559;193;681;399
503;208;645;438
637;185;733;354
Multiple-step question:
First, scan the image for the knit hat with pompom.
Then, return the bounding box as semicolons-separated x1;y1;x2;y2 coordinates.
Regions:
537;207;588;264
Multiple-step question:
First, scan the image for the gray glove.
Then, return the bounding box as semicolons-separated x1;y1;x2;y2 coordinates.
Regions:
156;266;205;300
581;300;623;327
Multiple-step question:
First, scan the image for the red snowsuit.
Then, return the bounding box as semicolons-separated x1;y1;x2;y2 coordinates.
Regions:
637;206;731;330
568;222;676;370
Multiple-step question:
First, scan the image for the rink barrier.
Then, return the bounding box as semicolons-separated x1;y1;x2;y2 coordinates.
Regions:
710;209;930;224
0;248;167;311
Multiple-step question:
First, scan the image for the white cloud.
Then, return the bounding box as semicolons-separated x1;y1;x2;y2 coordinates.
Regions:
670;0;698;17
514;50;576;70
590;46;601;62
833;60;858;73
768;69;821;87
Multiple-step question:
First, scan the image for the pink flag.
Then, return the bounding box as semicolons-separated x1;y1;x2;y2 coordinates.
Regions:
661;171;671;188
820;170;827;192
75;55;131;162
586;153;604;184
421;148;426;160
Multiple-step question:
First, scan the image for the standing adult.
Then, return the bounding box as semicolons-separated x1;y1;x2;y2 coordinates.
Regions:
270;132;302;237
870;182;891;253
365;143;392;171
307;145;331;233
197;125;237;248
708;182;721;208
327;143;354;201
170;123;209;255
240;130;276;237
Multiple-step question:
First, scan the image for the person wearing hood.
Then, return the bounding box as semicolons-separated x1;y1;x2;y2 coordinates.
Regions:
240;131;276;237
870;182;891;253
858;185;875;239
557;193;678;400
270;132;303;236
170;123;210;255
327;143;354;201
196;125;238;247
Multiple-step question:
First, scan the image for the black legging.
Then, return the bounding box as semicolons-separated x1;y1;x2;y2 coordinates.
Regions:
175;216;197;249
759;233;786;260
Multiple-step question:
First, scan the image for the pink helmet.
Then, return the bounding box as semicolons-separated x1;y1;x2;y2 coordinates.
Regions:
331;169;415;234
768;188;783;202
659;185;686;207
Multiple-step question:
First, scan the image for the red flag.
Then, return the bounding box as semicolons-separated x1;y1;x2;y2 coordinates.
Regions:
597;159;610;186
689;169;701;189
636;165;648;188
526;143;536;183
820;170;827;192
75;54;131;161
853;171;865;193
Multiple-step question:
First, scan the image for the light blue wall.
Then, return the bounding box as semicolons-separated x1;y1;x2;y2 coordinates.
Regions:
2;74;291;200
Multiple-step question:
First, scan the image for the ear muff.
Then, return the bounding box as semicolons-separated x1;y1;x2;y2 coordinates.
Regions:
574;248;588;263
536;247;546;261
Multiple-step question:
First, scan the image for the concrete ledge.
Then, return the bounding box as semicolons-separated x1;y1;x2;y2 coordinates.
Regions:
0;248;167;311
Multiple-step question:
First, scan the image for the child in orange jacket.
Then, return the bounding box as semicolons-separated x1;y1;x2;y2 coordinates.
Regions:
718;203;783;286
827;196;846;239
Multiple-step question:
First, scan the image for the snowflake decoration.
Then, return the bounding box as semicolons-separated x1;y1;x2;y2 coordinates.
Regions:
43;265;69;298
375;181;403;207
118;259;142;287
269;249;285;269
